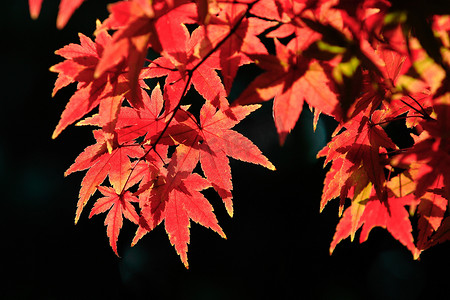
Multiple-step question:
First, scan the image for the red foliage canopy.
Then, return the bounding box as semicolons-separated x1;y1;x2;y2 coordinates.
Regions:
30;0;450;266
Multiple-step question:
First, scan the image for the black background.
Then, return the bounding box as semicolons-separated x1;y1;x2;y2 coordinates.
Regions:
2;1;449;299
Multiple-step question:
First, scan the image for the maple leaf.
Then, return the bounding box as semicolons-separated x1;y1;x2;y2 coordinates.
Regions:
388;91;450;255
89;186;140;256
129;101;274;265
133;144;226;268
333;0;391;39
428;216;450;249
50;27;134;150
95;0;198;105
196;103;275;216
330;167;421;257
345;44;436;131
234;38;341;144
165;172;226;268
93;0;155;106
202;1;277;93
263;0;340;50
416;182;447;255
143;24;227;112
250;0;290;24
317;110;397;211
115;83;168;144
358;195;418;258
330;185;418;257
391;91;450;200
345;46;411;119
65;130;144;224
161;103;276;216
381;91;432;129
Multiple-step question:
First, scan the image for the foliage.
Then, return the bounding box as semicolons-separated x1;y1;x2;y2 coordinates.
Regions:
29;0;450;267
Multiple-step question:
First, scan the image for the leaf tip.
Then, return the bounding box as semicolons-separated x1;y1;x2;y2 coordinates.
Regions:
30;12;39;20
225;203;234;217
51;128;61;140
278;132;288;146
179;254;189;269
263;160;276;171
114;249;121;258
329;247;335;256
29;3;41;20
56;17;66;30
218;230;227;240
413;249;421;260
131;237;138;247
93;69;102;80
109;245;121;257
106;141;114;154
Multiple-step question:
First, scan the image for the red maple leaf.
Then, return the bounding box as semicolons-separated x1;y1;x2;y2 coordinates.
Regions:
165;171;226;268
143;24;227;112
89;186;140;256
95;0;198;105
346;45;411;119
330;184;418;257
416;182;447;255
50;26;146;151
158;102;276;216
132;144;226;268
202;1;277;93
234;38;341;144
263;0;340;48
196;103;276;216
389;89;450;255
115;83;168;144
127;100;274;265
392;89;450;200
428;216;450;250
65;130;144;224
317;109;397;212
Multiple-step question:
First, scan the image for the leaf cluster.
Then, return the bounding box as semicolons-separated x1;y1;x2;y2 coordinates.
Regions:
30;0;450;265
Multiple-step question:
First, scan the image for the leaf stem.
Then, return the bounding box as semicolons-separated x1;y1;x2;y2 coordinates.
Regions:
405;94;433;120
371;114;428;126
